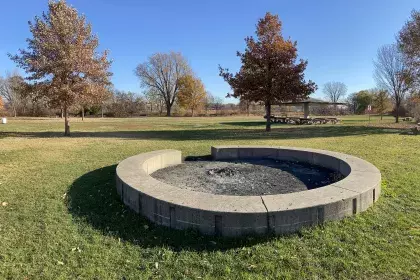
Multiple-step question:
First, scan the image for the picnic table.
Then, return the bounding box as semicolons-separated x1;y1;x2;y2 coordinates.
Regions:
264;115;340;125
413;123;420;135
326;117;341;124
308;117;341;125
264;115;289;123
288;117;312;125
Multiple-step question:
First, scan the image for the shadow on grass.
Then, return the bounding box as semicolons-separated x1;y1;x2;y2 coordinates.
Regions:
0;125;404;141
67;165;275;252
219;121;269;127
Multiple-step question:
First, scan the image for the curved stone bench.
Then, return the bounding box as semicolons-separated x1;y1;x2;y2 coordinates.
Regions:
116;146;381;237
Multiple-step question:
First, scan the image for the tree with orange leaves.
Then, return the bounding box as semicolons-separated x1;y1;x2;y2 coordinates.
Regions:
0;97;4;115
178;75;207;116
219;12;316;131
10;0;112;135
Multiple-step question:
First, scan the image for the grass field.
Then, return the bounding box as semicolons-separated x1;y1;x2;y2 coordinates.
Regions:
0;115;419;279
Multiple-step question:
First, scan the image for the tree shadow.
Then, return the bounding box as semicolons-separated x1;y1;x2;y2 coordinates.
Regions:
0;125;404;141
67;165;276;252
219;121;270;127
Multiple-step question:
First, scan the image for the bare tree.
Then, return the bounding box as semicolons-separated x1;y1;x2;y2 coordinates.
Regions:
239;98;251;116
213;97;224;115
108;90;145;117
135;52;191;116
374;44;411;123
144;88;165;115
203;92;214;115
323;82;347;103
0;72;23;117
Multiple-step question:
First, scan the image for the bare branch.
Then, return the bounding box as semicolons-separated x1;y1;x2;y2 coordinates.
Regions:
134;52;191;116
373;44;411;122
322;82;347;103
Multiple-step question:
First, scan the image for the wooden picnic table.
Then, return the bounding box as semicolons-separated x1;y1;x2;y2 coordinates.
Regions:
264;116;340;125
289;117;313;125
326;117;341;124
264;115;289;123
311;117;340;124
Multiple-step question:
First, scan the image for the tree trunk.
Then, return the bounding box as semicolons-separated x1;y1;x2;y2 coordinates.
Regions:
166;104;171;116
81;107;84;121
395;104;400;123
380;113;383;120
265;101;271;132
60;108;63;118
64;105;70;136
32;100;36;116
101;106;104;118
191;108;194;117
13;107;17;118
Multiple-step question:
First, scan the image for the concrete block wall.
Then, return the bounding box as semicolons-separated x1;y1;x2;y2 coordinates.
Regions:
116;146;381;237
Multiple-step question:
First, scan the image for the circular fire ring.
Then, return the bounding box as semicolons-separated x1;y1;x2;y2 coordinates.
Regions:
116;146;381;237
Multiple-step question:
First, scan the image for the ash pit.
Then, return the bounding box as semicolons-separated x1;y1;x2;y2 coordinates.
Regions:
151;157;344;196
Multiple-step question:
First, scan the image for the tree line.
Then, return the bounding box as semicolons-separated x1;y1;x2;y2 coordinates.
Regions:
0;1;221;134
1;0;420;134
321;10;420;123
0;74;227;118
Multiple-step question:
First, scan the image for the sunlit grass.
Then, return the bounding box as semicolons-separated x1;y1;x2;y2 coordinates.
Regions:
0;116;419;279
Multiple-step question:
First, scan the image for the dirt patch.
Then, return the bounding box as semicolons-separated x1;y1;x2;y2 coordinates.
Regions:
151;158;343;196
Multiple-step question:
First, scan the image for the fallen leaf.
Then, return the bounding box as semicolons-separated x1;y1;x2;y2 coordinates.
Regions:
248;264;257;270
57;261;64;265
155;262;159;269
71;247;82;253
1;202;8;207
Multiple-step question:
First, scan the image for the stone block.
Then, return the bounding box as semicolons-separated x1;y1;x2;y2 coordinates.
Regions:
161;150;182;167
211;146;239;160
322;194;358;221
269;207;318;235
312;152;341;172
246;147;277;159
276;148;313;163
122;182;140;213
116;175;123;198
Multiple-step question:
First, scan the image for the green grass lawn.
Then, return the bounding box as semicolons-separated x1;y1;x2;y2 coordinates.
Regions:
0;116;419;279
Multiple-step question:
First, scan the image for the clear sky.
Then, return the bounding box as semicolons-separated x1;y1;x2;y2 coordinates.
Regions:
1;0;419;102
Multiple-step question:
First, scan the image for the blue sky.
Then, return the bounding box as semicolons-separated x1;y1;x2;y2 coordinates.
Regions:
1;0;419;102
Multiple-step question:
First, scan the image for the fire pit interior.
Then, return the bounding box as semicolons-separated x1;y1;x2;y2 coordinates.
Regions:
152;157;344;196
